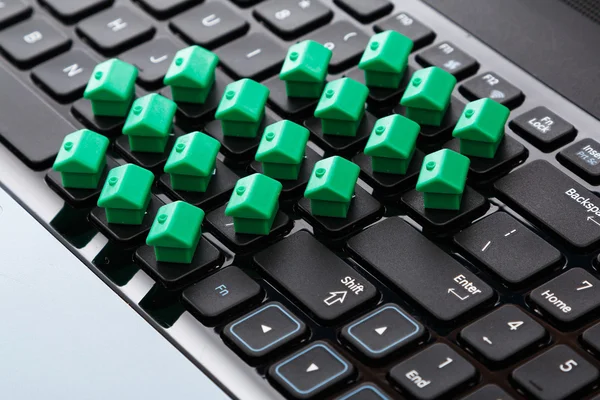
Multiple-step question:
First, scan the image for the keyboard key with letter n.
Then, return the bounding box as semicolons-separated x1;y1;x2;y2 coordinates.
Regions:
254;231;378;323
348;218;494;321
495;160;600;250
0;63;74;169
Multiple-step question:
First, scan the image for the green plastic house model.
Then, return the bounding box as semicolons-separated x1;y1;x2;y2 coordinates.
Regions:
97;164;154;225
225;173;282;235
452;98;510;159
304;156;360;218
400;67;457;126
215;79;270;138
164;131;221;192
364;114;420;175
146;201;205;264
279;40;332;98
314;78;369;137
84;58;138;117
122;93;177;153
52;129;110;189
255;120;310;180
163;45;219;104
416;149;470;210
358;30;413;89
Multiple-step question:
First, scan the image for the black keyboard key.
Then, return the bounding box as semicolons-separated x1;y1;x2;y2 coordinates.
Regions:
455;212;561;284
461;385;515;400
581;322;600;355
77;6;155;55
121;37;179;87
460;305;546;364
459;72;524;109
494;160;600;250
306;21;369;73
182;266;262;322
341;304;424;360
336;384;391;400
345;65;415;107
305;111;376;155
135;238;222;290
389;343;477;400
557;138;600;184
40;0;113;23
71;97;125;136
136;0;198;19
0;18;71;67
401;187;489;233
254;0;333;40
32;49;97;102
348;218;494;321
224;302;307;359
115;134;177;172
0;0;31;29
217;32;285;81
530;268;600;324
512;345;598;400
269;341;354;399
0;62;74;168
263;75;319;118
170;2;248;49
416;42;479;81
255;231;378;323
374;12;435;50
444;135;528;183
510;106;576;151
334;0;392;23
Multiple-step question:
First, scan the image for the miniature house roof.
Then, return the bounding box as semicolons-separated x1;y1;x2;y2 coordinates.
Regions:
255;120;310;165
304;156;360;202
400;67;457;110
225;174;282;219
359;31;413;74
416;149;469;194
122;93;177;137
146;201;204;248
279;40;332;83
84;58;137;102
452;98;510;143
314;78;369;121
364;115;420;159
215;79;270;122
163;46;219;88
97;164;154;209
53;130;109;174
164;131;220;176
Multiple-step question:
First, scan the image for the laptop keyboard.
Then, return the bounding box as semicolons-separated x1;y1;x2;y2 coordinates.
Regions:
2;0;600;399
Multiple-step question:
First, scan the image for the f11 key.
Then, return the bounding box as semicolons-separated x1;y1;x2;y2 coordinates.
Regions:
495;160;600;250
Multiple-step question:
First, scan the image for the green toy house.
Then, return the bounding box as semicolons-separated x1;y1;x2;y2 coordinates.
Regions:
358;30;413;89
146;201;205;264
215;79;270;138
255;120;310;180
400;67;457;126
122;93;177;153
304;156;360;218
164;131;221;192
416;149;470;210
225;173;282;235
163;45;219;104
364;114;420;175
52;129;110;189
452;98;510;159
314;78;369;137
97;164;154;225
84;58;138;117
279;40;332;98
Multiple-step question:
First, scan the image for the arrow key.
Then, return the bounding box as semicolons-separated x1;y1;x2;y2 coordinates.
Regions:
270;341;354;399
341;304;425;361
224;302;307;359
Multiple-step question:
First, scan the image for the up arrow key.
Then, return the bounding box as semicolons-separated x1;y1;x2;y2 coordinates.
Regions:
306;363;319;373
375;326;388;335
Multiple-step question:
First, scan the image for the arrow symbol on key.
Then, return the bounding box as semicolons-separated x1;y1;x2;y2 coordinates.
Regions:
587;216;600;227
448;288;469;301
324;291;347;306
306;363;319;373
261;325;272;334
375;327;388;336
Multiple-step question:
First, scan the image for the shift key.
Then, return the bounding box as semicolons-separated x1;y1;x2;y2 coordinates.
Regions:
254;231;378;323
495;160;600;250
